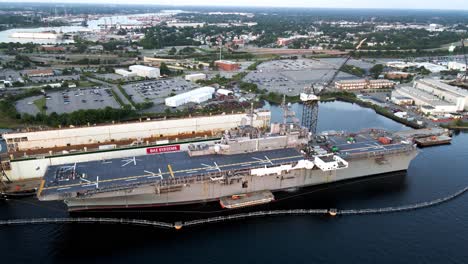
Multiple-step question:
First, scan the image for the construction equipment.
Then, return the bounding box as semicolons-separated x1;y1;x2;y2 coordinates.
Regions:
301;38;366;134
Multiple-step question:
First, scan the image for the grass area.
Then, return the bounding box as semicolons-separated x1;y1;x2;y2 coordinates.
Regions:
33;97;47;114
109;89;127;108
117;85;136;108
441;120;468;130
0;113;23;128
77;80;97;87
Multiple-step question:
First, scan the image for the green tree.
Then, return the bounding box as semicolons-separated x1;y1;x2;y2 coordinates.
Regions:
168;47;177;55
160;62;171;75
370;64;384;79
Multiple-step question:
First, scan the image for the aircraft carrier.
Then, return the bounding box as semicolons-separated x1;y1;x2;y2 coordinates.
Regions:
37;107;419;211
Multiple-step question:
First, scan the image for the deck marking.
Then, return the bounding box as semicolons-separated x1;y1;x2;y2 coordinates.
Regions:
80;178;91;183
144;169;163;180
121;157;137;167
264;156;274;165
57;187;70;191
37;180;45;196
213;162;221;172
201;163;218;171
167;165;175;179
125;178;138;182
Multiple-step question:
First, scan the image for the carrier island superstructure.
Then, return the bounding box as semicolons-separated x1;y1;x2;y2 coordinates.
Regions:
29;107;418;211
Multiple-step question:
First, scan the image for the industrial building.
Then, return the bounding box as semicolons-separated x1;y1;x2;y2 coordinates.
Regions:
215;60;240;71
385;71;413;79
335;79;395;90
393;87;458;114
276;35;309;46
391;96;414;105
448;61;467;72
129;65;160;78
415;79;468;110
386;61;447;73
3;111;271;152
165;86;215;107
24;69;54;78
216;88;234;96
185;73;207;82
115;69;137;78
392;79;468;114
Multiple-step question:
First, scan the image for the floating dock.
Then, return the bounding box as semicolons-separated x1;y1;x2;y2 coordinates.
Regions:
415;135;452;147
220;191;275;209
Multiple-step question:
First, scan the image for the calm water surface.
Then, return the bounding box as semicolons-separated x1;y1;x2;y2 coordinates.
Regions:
1;101;467;264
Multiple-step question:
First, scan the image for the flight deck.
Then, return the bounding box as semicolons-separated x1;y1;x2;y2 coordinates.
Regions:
39;148;304;198
327;134;412;157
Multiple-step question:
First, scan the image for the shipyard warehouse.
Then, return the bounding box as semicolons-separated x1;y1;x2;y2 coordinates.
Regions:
392;79;468;114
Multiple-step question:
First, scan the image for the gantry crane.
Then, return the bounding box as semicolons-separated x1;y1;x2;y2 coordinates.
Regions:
301;38;367;135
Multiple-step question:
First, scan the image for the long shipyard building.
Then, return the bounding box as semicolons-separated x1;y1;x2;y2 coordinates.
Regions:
20;108;418;211
0;111;271;183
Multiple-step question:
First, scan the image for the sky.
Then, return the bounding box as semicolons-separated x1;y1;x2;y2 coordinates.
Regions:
2;0;468;10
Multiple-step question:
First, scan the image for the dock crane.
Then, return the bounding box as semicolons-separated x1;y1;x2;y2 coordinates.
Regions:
458;38;467;83
301;38;367;135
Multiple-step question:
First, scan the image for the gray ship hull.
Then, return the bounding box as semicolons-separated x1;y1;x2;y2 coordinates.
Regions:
65;149;418;211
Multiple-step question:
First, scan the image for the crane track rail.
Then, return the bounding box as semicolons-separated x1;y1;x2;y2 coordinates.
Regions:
1;186;467;229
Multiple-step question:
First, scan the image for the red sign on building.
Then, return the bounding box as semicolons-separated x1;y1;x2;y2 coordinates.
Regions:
146;145;180;154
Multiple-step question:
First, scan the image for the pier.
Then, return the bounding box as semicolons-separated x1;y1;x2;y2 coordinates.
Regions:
1;186;467;229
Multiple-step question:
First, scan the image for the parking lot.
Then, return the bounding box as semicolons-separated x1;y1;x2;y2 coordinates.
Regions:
243;59;357;94
16;87;121;115
122;77;200;105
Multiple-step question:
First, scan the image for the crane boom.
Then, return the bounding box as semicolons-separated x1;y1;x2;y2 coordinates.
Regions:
461;39;467;82
323;38;367;92
301;38;366;135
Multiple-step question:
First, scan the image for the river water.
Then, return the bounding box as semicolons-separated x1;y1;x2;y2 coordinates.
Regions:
0;12;166;44
0;101;467;263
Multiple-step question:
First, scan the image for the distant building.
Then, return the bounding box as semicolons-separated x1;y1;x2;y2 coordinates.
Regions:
232;38;245;47
129;65;160;78
216;88;234;96
276;35;310;46
39;45;65;52
414;79;468;110
115;69;137;78
385;71;413;79
88;45;104;52
335;79;395;90
448;61;467;72
165;87;215;107
24;69;54;78
392;79;468;114
391;96;414;106
215;60;240;71
185;73;206;82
